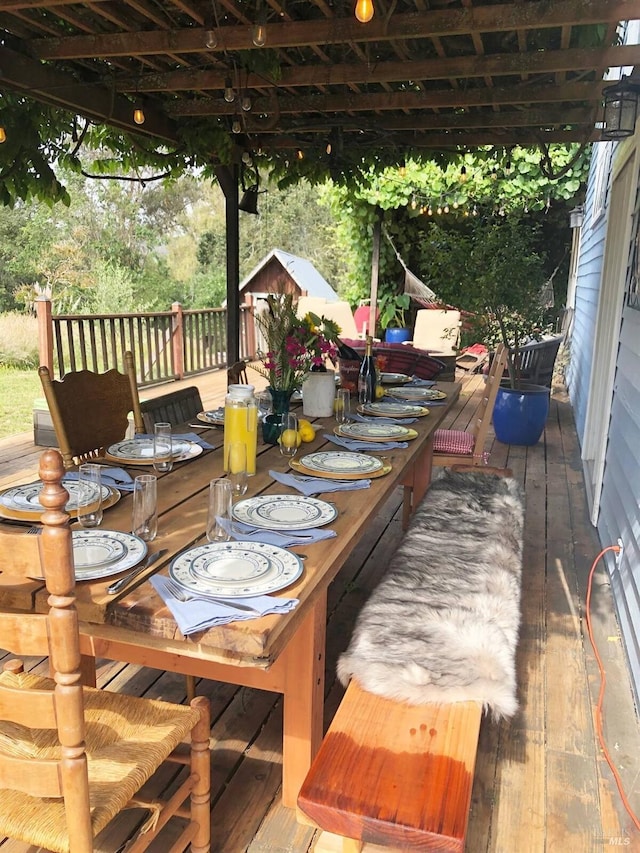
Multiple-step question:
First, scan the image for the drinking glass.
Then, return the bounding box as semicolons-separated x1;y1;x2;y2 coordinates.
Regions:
153;422;173;473
279;413;299;459
132;474;158;542
77;463;103;528
206;478;233;542
335;388;351;424
228;441;248;497
256;390;272;421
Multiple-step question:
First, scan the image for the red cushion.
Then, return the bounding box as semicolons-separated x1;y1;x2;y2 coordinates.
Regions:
433;429;474;455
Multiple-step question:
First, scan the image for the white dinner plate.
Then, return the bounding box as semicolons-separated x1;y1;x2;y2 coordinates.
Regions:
386;386;447;401
169;541;303;598
0;480;120;522
358;402;430;418
298;450;383;475
233;495;337;529
336;422;417;441
105;438;203;464
197;409;264;425
380;372;411;384
28;530;148;582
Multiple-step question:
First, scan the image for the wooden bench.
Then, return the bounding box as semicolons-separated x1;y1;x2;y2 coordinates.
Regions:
298;470;524;852
298;683;482;852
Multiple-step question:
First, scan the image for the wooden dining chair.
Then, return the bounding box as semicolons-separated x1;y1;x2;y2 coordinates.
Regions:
227;360;248;387
0;449;211;853
38;351;145;469
140;385;203;431
432;343;508;467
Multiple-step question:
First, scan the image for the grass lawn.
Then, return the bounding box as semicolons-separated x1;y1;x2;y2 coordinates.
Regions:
0;367;41;439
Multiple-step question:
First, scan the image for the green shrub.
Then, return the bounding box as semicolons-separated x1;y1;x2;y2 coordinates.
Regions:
0;312;40;368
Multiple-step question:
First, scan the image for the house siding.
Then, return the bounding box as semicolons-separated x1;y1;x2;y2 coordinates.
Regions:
565;145;610;443
598;296;640;707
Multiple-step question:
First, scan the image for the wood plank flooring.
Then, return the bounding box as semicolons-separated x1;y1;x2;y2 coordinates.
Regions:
1;371;639;852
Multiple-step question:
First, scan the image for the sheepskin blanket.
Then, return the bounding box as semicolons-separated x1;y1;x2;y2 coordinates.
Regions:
337;470;525;719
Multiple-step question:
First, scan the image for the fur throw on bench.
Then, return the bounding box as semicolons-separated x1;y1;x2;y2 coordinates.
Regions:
337;471;525;719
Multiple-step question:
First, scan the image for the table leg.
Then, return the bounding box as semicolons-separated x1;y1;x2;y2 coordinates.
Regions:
402;434;434;529
274;595;327;808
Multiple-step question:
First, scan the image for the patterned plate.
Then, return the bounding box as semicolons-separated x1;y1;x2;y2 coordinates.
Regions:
297;450;383;475
335;422;417;441
233;495;337;530
358;402;430;418
380;372;411;385
189;546;273;584
27;530;148;582
105;438;203;464
386;387;447;401
0;480;120;522
169;541;303;598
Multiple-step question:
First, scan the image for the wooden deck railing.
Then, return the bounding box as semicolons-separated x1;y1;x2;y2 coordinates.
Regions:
36;299;256;386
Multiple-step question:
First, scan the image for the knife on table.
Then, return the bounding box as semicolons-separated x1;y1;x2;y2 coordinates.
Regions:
106;548;167;595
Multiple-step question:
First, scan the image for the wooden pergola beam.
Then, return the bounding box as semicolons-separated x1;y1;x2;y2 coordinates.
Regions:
24;0;630;60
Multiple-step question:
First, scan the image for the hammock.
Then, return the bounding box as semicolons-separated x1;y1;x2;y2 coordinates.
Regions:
383;225;438;303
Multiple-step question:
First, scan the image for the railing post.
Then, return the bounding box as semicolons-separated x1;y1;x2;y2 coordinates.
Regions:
244;305;257;359
36;297;53;373
171;302;185;379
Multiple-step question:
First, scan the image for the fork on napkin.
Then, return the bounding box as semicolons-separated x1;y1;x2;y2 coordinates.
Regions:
216;517;337;547
269;469;371;497
324;433;408;452
150;575;298;634
64;466;134;492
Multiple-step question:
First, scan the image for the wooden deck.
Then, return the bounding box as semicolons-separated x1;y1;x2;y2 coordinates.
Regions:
1;370;639;852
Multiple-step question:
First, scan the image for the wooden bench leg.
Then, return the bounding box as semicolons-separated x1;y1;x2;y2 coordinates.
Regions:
315;830;363;852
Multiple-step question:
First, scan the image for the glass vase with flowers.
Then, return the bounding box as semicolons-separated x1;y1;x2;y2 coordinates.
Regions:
251;292;341;420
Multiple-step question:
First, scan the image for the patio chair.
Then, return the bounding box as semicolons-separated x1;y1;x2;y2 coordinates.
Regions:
318;301;359;339
410;309;461;356
227;360;248;386
0;449;211;853
432;343;508;467
140;385;203;431
38;351;145;469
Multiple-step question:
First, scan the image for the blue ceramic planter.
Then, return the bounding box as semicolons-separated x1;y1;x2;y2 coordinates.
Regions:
493;383;550;446
384;327;411;344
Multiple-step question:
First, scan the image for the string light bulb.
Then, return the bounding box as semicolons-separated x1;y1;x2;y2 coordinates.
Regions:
232;118;242;134
133;103;145;125
355;0;374;23
0;127;6;143
459;165;468;183
252;0;267;46
326;141;332;155
224;77;236;103
296;149;305;160
241;94;252;112
205;29;218;49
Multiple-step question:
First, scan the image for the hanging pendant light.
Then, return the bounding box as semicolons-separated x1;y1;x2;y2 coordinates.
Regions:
252;0;267;46
224;77;236;103
0;127;6;144
133;101;145;125
355;0;374;23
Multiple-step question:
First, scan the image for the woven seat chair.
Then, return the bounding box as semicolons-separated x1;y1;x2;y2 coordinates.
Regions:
432;343;508;467
0;449;211;853
38;351;145;469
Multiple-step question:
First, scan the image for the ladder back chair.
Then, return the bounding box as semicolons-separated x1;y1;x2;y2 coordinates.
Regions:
432;343;508;467
227;360;248;387
38;351;145;469
0;449;211;853
140;385;203;432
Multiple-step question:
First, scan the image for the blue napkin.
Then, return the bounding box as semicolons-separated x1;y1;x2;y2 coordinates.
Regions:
64;467;135;492
215;517;337;548
151;575;298;635
136;431;214;450
351;413;418;425
323;433;408;452
269;469;371;497
407;377;436;386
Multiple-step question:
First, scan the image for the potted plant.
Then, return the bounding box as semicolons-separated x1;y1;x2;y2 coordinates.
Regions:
378;291;412;343
454;214;553;445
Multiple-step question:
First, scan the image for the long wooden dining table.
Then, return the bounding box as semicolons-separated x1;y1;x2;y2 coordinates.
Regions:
0;382;459;808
